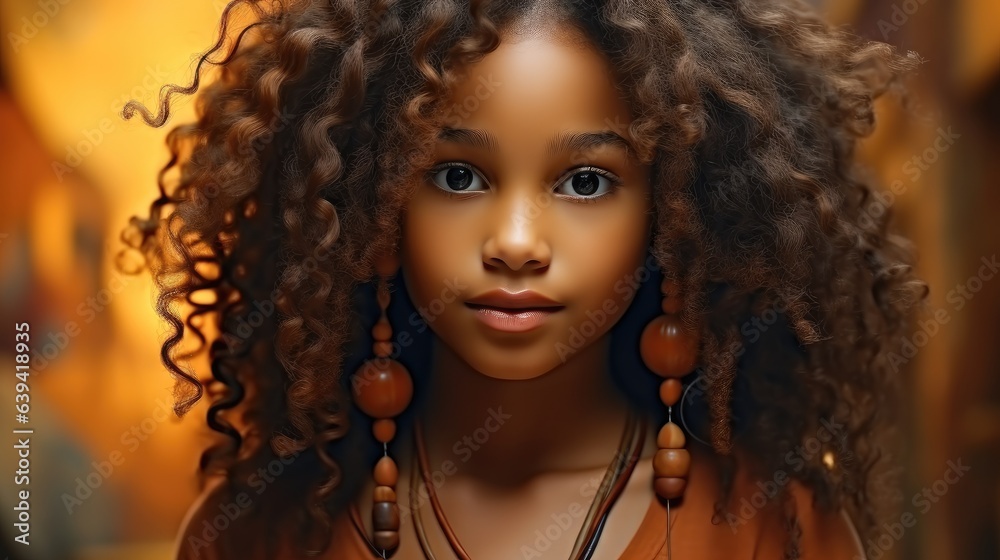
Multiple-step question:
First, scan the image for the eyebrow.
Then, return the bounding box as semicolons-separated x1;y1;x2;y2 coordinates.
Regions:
548;130;632;157
437;127;633;156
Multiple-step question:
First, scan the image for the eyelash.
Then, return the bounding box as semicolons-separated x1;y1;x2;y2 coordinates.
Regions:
427;162;623;204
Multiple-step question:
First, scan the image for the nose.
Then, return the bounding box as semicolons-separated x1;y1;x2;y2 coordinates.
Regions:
481;191;552;273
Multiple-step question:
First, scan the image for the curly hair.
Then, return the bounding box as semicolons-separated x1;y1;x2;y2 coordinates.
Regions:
119;0;927;557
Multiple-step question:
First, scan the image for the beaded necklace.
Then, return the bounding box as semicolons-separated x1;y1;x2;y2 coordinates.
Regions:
350;411;663;559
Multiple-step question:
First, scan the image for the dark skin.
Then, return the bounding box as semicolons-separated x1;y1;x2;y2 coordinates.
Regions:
350;25;867;560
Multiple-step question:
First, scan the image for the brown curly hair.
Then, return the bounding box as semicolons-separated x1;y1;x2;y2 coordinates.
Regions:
119;0;927;557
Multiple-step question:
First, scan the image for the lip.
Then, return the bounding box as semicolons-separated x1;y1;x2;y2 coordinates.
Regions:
465;289;563;309
465;289;564;333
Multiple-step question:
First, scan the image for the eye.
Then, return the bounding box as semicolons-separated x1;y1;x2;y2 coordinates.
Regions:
428;163;488;194
554;167;621;200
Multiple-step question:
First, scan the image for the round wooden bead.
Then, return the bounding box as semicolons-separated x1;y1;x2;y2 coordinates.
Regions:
373;456;399;486
372;318;392;341
351;359;413;418
372;530;399;551
373;501;400;531
653;448;691;478
654;477;687;499
657;422;686;449
373;485;397;503
661;280;683;314
373;419;397;443
373;341;393;357
659;379;683;406
640;315;698;378
661;297;683;314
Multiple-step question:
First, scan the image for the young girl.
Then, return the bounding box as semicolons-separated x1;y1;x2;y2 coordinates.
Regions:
120;1;925;558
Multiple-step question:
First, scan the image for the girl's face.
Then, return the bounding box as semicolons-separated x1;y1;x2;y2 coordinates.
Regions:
401;26;653;381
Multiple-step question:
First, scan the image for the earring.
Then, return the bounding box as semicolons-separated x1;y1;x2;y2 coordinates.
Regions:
640;279;699;500
350;253;413;555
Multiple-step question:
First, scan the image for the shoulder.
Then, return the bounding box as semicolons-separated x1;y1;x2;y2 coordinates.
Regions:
173;476;259;560
750;478;866;560
678;444;864;559
173;475;368;560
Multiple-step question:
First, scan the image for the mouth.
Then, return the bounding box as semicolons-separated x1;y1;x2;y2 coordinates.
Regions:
464;303;564;312
464;303;563;333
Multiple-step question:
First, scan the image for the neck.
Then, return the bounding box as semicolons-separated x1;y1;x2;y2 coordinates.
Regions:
417;335;639;486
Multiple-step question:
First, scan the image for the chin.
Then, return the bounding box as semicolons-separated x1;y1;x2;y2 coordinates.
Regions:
458;348;562;381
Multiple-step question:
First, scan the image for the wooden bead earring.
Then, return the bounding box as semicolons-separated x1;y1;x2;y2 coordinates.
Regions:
640;279;699;500
350;253;413;556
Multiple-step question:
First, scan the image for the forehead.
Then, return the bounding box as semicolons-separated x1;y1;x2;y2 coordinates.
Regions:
439;29;634;132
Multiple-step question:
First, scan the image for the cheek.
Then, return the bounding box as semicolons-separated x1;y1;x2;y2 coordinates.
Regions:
400;195;472;310
562;205;651;314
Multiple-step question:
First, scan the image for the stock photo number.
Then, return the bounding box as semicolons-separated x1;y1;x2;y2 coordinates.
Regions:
12;322;33;546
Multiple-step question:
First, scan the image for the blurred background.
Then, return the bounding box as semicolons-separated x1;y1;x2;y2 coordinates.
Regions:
0;1;996;559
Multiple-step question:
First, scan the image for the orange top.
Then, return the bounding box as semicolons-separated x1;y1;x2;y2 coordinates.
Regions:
174;475;672;560
175;449;868;559
329;494;667;559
